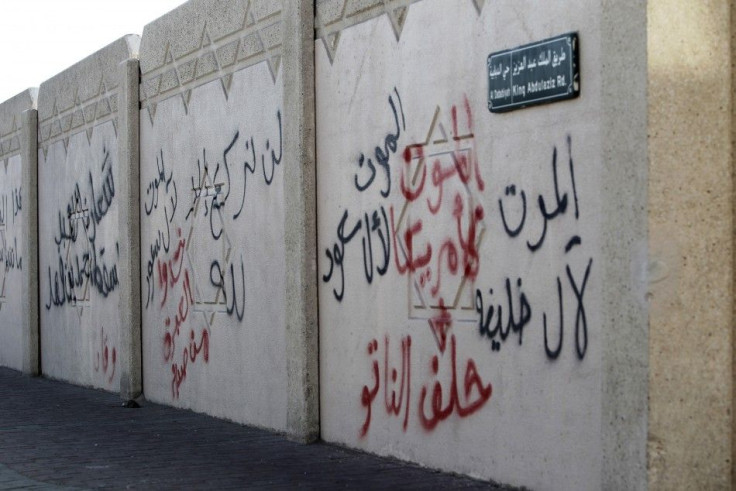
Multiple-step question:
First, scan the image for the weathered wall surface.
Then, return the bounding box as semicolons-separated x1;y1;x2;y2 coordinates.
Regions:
0;89;38;374
648;1;734;488
316;0;647;488
0;0;669;485
38;36;140;391
138;0;310;434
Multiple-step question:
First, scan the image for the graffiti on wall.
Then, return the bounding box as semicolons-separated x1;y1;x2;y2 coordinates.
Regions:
157;227;209;398
323;88;404;302
182;109;282;327
322;89;594;436
321;91;493;436
93;326;117;385
475;135;592;359
359;309;492;436
144;149;178;309
0;183;23;310
0;188;23;270
144;109;283;397
394;95;486;327
45;146;120;315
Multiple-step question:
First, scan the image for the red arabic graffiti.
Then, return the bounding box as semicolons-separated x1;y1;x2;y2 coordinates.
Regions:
418;334;491;430
358;96;492;437
158;228;210;398
360;335;412;437
162;269;194;363
93;326;116;385
359;311;491;436
393;95;485;313
360;339;379;437
170;328;210;398
158;228;186;307
385;335;412;431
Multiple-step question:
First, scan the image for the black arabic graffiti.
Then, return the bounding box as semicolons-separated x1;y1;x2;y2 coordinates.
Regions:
543;258;592;360
185;109;283;232
210;258;245;322
45;147;120;309
322;205;392;302
323;88;403;302
145;149;177;217
353;88;405;198
12;187;20;223
498;136;579;251
475;278;531;352
175;110;282;322
477;135;593;360
45;243;120;309
144;150;178;308
0;190;23;272
0;236;22;273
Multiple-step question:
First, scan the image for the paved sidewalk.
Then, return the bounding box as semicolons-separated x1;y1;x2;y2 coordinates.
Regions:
0;368;502;489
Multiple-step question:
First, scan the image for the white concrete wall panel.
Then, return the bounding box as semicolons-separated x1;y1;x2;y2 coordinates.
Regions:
316;0;647;488
0;89;36;373
0;153;24;371
139;0;288;431
38;36;140;391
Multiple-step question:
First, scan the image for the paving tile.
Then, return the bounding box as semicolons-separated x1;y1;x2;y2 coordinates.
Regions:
0;368;503;489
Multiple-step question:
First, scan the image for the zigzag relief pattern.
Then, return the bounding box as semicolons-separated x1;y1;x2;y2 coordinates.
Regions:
38;79;118;159
140;0;283;124
0;90;36;167
0;115;21;166
315;0;485;64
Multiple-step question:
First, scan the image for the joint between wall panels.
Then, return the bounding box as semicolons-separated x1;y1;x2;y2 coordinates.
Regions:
731;0;736;485
21;108;39;376
283;0;319;443
119;58;142;401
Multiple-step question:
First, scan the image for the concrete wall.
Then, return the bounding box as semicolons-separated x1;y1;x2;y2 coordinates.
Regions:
0;89;38;375
138;0;318;438
315;0;647;488
8;0;736;487
37;36;140;392
647;1;734;488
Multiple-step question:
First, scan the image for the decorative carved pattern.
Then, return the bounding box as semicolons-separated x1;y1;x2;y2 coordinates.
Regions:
315;0;485;64
38;79;118;159
140;1;283;124
0;90;36;169
0;116;21;171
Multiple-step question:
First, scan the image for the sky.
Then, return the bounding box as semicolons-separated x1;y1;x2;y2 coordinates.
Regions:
0;0;187;103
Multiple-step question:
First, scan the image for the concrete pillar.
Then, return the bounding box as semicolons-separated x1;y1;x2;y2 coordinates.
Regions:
282;0;319;443
600;1;649;488
648;0;734;488
118;58;142;401
21;107;39;376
